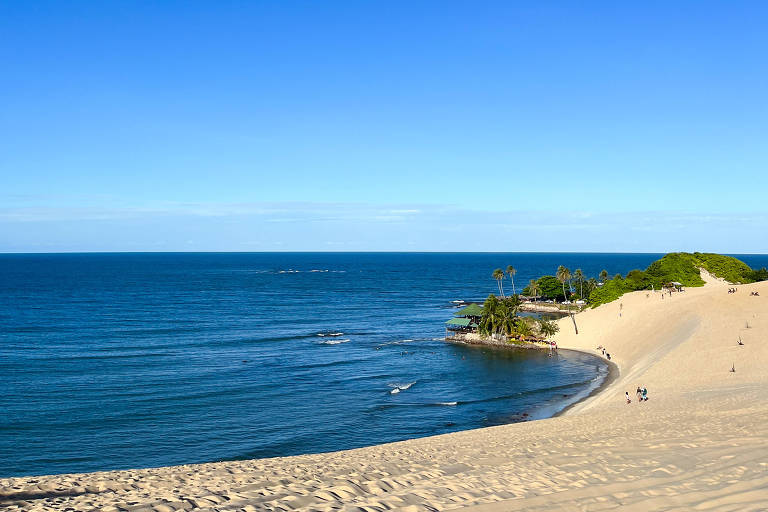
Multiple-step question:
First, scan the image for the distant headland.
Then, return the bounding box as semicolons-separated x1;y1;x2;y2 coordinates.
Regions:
446;252;768;347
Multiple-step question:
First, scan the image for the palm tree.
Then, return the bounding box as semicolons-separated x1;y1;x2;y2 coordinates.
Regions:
503;294;521;315
492;268;505;297
556;265;571;303
496;300;514;336
478;294;511;336
538;319;560;340
479;294;521;338
599;269;608;283
573;269;585;299
528;279;540;302
586;277;597;299
479;294;501;336
515;317;534;338
505;265;517;296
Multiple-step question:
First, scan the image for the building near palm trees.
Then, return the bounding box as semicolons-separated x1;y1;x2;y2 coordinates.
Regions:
445;303;482;335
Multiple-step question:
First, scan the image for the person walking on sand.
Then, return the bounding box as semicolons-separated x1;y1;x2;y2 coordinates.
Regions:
636;386;643;403
642;387;648;401
625;391;631;404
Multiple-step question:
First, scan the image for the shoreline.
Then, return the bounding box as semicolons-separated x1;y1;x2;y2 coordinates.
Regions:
552;349;619;418
4;277;768;511
444;337;617;421
0;345;614;482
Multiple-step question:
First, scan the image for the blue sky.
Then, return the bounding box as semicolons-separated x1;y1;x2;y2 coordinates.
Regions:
2;1;767;252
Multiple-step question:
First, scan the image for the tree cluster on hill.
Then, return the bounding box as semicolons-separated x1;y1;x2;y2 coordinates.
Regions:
521;273;598;301
588;252;765;307
518;252;766;309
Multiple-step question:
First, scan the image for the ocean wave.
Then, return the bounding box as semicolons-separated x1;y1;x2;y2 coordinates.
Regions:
388;381;416;393
320;338;350;345
317;332;344;337
278;269;346;274
378;338;419;347
375;400;458;409
379;378;596;409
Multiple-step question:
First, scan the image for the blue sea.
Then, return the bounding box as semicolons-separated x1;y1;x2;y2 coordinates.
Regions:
2;252;767;478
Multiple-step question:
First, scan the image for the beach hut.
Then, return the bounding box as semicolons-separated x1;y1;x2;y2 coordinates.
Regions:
446;303;483;336
445;317;479;334
454;303;483;319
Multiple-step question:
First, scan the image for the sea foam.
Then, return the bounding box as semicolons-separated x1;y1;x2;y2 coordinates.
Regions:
389;381;416;394
320;338;350;345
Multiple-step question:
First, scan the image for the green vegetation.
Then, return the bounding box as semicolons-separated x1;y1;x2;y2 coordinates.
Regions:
518;252;765;310
477;294;557;342
506;265;517;296
492;268;505;297
691;252;755;284
527;279;540;301
538;319;560;340
587;252;763;307
643;252;757;289
587;276;632;306
478;294;520;337
644;253;705;287
522;275;566;301
556;265;571;303
457;253;766;341
749;267;768;281
573;269;585;298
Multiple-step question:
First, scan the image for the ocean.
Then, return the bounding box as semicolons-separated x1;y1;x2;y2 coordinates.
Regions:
2;252;767;478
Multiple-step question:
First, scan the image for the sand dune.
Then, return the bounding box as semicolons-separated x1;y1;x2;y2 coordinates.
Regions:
2;276;767;511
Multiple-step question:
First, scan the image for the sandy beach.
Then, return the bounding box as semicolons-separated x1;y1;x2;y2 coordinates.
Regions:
3;272;767;511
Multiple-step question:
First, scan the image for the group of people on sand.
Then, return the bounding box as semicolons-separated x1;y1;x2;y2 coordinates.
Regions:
625;386;648;404
596;345;611;361
727;287;759;296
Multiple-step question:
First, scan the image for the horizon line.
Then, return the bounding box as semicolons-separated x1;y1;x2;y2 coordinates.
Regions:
2;250;766;256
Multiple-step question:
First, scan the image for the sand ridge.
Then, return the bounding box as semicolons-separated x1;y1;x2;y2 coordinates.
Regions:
2;277;767;511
